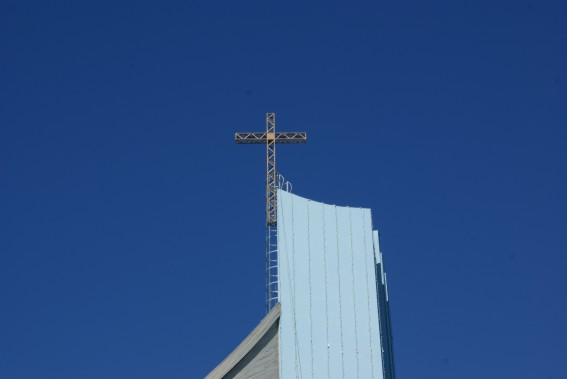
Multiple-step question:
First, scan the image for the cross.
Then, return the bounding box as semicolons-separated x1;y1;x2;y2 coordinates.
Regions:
235;112;307;312
235;112;307;226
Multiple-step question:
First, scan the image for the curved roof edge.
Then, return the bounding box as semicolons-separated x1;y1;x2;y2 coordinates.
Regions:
278;189;372;212
204;303;281;379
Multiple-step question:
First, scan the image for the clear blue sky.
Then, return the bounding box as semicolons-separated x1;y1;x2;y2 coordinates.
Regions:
0;1;565;378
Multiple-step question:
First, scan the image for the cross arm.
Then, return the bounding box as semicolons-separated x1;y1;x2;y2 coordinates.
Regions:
234;132;307;144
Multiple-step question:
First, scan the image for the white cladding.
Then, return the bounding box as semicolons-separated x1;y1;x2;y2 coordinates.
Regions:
277;190;384;379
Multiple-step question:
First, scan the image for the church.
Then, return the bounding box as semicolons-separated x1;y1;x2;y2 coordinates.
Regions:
205;189;395;378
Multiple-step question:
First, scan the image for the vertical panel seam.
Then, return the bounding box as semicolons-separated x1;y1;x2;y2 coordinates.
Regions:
363;211;376;376
290;195;303;378
278;193;291;379
374;232;387;379
335;206;345;379
307;201;314;378
349;209;360;378
322;205;330;378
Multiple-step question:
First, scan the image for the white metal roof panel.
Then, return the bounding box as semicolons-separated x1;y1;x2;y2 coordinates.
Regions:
277;190;384;379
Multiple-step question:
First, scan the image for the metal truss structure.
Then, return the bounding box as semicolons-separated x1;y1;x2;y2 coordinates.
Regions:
235;113;307;312
234;131;308;145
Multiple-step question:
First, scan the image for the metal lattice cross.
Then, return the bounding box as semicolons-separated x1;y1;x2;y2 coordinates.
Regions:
235;113;307;312
235;113;307;226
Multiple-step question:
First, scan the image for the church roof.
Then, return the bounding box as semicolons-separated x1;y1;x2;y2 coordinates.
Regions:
205;304;280;379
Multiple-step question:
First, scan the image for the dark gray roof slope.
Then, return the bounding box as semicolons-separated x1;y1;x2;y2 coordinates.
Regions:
205;303;280;379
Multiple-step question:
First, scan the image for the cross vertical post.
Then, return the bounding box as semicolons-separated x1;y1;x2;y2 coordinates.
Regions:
235;113;307;312
266;113;277;226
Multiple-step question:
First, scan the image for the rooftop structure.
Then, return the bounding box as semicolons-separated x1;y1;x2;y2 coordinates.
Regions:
205;115;395;378
235;113;307;312
206;189;395;378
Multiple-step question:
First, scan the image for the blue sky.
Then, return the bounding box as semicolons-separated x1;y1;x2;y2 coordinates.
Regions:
0;1;565;378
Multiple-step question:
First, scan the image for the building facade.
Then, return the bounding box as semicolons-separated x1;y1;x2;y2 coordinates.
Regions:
206;190;395;378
